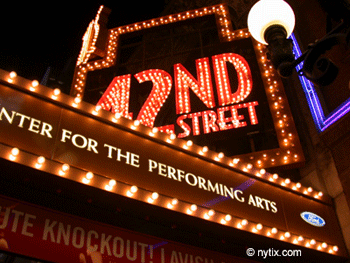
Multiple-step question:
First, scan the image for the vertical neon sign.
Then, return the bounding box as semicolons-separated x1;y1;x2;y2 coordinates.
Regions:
291;33;350;132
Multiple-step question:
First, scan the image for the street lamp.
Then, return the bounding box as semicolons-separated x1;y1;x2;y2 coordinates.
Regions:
247;0;349;86
248;0;295;45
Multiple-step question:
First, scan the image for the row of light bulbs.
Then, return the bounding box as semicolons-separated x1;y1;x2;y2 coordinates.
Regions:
4;145;338;255
235;38;304;168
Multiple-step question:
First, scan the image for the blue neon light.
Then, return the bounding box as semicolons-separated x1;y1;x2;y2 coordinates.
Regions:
290;33;350;132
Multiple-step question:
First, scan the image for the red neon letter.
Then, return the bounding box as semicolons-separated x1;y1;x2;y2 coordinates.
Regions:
174;57;215;114
212;53;253;106
230;104;247;128
217;106;234;131
97;74;132;119
202;110;219;134
246;101;259;125
134;69;172;128
188;112;202;136
177;115;191;138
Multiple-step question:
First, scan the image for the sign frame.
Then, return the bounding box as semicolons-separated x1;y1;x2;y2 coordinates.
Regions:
70;4;305;169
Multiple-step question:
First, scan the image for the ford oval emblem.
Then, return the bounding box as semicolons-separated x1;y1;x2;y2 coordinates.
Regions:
300;212;326;227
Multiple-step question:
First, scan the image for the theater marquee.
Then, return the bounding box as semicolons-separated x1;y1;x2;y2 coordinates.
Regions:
0;69;346;258
70;4;305;169
0;3;347;262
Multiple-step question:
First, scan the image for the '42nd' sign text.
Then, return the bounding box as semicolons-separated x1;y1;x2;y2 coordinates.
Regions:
97;53;258;138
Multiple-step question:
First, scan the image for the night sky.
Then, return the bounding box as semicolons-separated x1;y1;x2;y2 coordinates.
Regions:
0;1;167;89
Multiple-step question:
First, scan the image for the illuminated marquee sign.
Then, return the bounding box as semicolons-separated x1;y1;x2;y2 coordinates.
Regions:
0;69;346;257
70;4;305;168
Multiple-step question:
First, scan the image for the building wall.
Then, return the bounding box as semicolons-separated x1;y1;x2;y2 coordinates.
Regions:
286;0;350;255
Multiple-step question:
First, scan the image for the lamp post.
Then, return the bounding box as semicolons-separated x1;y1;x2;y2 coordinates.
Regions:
247;0;350;86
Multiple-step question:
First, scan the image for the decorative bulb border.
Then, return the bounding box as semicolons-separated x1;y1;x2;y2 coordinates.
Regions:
0;142;339;255
70;3;305;169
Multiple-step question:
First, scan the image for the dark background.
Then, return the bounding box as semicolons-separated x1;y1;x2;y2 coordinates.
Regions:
0;1;167;91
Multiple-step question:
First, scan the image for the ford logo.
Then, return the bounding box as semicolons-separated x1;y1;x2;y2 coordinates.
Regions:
300;212;326;227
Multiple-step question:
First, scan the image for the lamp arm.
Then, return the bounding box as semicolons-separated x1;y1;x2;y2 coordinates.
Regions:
278;20;350;86
300;21;349;86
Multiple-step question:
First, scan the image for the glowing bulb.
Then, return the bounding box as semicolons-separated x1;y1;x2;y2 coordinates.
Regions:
73;97;81;107
186;140;193;147
131;120;140;130
112;113;122;122
225;214;232;221
35;156;46;169
190;204;197;211
204;209;215;220
32;80;39;88
92;105;101;115
59;164;70;176
199;146;208;155
233;158;240;164
147;192;159;203
109;180;117;187
86;172;94;180
8;71;17;82
10;71;17;78
187;204;197;214
9;147;19;161
62;164;70;171
150;127;158;136
150;192;158;200
126;185;138;197
167;198;178;209
52;88;61;99
83;172;94;184
208;209;215;216
105;179;116;191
